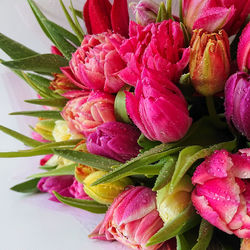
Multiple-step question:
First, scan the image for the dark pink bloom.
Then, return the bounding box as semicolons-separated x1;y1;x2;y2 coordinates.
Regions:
90;186;164;250
38;176;74;202
237;23;250;72
62;91;116;137
126;70;192;143
83;0;129;37
192;149;250;238
183;0;250;36
70;33;126;93
51;45;63;56
31;131;49;143
40;154;53;166
225;72;250;140
118;20;190;86
86;122;141;162
69;179;92;200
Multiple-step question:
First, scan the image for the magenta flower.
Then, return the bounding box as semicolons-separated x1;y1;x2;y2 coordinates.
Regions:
224;72;250;140
69;179;92;200
70;33;126;93
237;23;250;72
62;91;116;137
192;149;250;238
126;70;192;143
86;122;141;162
38;176;74;202
90;186;164;250
118;20;190;86
183;0;250;36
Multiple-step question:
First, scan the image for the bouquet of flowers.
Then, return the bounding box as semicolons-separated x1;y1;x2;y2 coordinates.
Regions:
1;0;250;249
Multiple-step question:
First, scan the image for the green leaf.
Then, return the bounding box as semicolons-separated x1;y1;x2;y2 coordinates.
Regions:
29;164;76;178
156;2;168;22
166;0;174;20
180;22;190;47
0;125;42;147
137;134;161;151
69;7;83;19
114;88;131;123
147;204;200;246
25;97;68;108
192;220;213;250
53;149;119;171
0;33;37;59
10;178;40;193
10;110;63;120
179;0;183;23
27;0;79;59
0;139;81;158
92;147;183;186
59;0;84;42
70;0;85;36
22;72;57;98
177;234;190;250
2;54;68;73
153;156;177;191
170;139;237;193
169;145;203;193
53;192;108;213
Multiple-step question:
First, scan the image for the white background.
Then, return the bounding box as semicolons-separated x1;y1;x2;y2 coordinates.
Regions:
0;1;179;249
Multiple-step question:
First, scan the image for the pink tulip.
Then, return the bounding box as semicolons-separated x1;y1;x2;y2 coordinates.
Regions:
224;72;250;140
86;121;141;162
40;154;53;166
83;0;129;37
70;32;126;93
38;176;74;202
126;70;192;143
237;23;250;72
90;186;164;250
118;20;190;86
192;149;250;238
69;179;92;200
62;91;116;137
183;0;250;36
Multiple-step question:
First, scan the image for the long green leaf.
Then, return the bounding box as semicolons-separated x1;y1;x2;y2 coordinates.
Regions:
92;147;183;186
0;33;38;59
29;164;76;178
69;7;83;19
147;204;200;246
2;54;68;73
54;192;108;213
169;139;237;193
153;156;177;191
10;110;63;120
10;178;40;193
169;145;203;193
53;149;119;171
177;234;190;250
192;220;213;250
156;2;168;22
25;98;68;108
0;125;42;147
59;0;83;42
70;0;84;37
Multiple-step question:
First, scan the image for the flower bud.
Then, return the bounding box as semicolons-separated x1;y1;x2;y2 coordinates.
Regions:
83;171;132;204
34;119;55;141
130;0;159;26
224;72;250;140
190;29;230;96
157;175;193;224
52;120;83;142
50;73;80;95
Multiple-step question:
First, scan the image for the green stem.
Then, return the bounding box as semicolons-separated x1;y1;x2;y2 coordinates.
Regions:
206;96;226;129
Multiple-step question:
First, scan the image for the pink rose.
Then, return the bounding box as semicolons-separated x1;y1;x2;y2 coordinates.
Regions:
70;33;126;93
62;91;116;137
192;149;250;238
118;20;190;86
